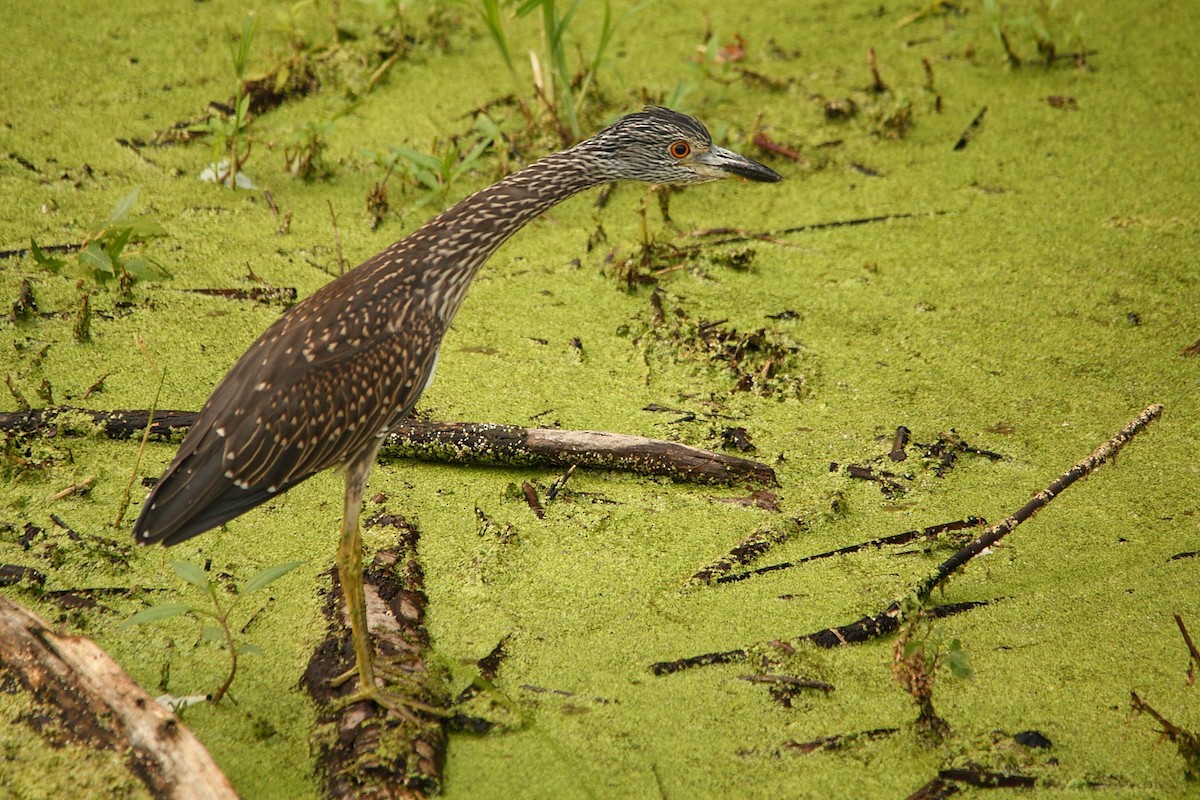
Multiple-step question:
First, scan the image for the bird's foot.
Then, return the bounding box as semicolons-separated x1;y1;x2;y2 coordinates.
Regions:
328;653;418;690
329;657;448;719
331;684;444;721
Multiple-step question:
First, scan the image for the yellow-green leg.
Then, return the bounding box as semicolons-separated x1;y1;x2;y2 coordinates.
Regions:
330;442;445;718
332;442;387;707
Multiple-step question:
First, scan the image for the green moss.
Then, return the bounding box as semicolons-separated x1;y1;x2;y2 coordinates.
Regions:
1;0;1198;797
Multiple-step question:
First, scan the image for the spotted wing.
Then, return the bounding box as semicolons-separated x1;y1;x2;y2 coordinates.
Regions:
133;264;443;546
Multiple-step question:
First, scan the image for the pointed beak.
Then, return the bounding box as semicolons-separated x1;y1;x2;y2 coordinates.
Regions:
696;145;783;182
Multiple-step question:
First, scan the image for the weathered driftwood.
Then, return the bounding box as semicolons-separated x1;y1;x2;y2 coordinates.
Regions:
0;406;776;486
0;594;238;799
302;514;449;800
651;403;1164;675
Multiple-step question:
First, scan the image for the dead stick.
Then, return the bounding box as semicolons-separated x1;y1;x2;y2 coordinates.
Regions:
326;199;345;276
714;517;985;586
953;106;988;151
867;47;889;92
1176;613;1200;681
545;463;577;502
910;403;1161;605
1129;689;1200;774
522;481;545;519
0;407;776;486
650;403;1164;675
689;211;947;249
385;422;776;485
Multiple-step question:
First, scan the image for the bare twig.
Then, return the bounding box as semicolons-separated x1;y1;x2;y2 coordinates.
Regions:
4;373;30;411
999;30;1022;67
713;517;985;586
953;106;988;151
650;601;987;676
82;373;109;400
184;287;297;304
522;481;544;519
909;403;1161;605
867;47;889;92
690;211;946;249
737;674;834;693
327;200;345;276
1129;690;1200;780
1176;614;1200;685
545;464;577;502
651;404;1164;675
115;365;165;529
890;425;911;461
782;727;897;754
49;475;94;501
687;519;805;586
366;51;402;92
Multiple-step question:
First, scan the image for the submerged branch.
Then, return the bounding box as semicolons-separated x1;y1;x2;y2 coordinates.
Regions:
302;514;449;798
0;406;776;486
651;404;1164;675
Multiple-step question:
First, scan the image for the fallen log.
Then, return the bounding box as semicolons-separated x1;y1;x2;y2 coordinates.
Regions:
0;406;776;486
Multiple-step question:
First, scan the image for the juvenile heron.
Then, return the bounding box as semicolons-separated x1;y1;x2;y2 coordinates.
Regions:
133;106;781;708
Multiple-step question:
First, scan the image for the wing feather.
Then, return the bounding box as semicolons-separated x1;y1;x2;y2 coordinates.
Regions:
133;262;445;546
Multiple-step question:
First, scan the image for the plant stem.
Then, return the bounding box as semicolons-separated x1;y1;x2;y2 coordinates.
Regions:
115;364;165;528
207;587;238;704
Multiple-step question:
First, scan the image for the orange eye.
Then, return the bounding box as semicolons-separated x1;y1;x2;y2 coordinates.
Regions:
668;141;691;159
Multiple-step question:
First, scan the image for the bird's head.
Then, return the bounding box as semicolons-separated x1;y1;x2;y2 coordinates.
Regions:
582;106;783;186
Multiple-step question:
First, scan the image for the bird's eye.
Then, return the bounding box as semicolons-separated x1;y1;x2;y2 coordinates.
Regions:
668;141;691;159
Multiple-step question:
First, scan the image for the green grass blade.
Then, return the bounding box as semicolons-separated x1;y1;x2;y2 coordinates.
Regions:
391;146;445;173
480;0;515;75
557;0;586;47
29;238;67;271
515;0;544;17
232;13;259;78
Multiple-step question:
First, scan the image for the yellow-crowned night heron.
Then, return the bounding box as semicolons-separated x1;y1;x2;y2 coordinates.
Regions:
133;106;782;708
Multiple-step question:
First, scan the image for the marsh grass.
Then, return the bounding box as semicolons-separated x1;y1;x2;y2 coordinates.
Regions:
472;0;646;142
371;114;507;207
203;13;260;188
981;0;1086;66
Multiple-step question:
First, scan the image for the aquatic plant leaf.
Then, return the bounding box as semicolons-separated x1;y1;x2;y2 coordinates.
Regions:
243;560;304;594
121;602;192;627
